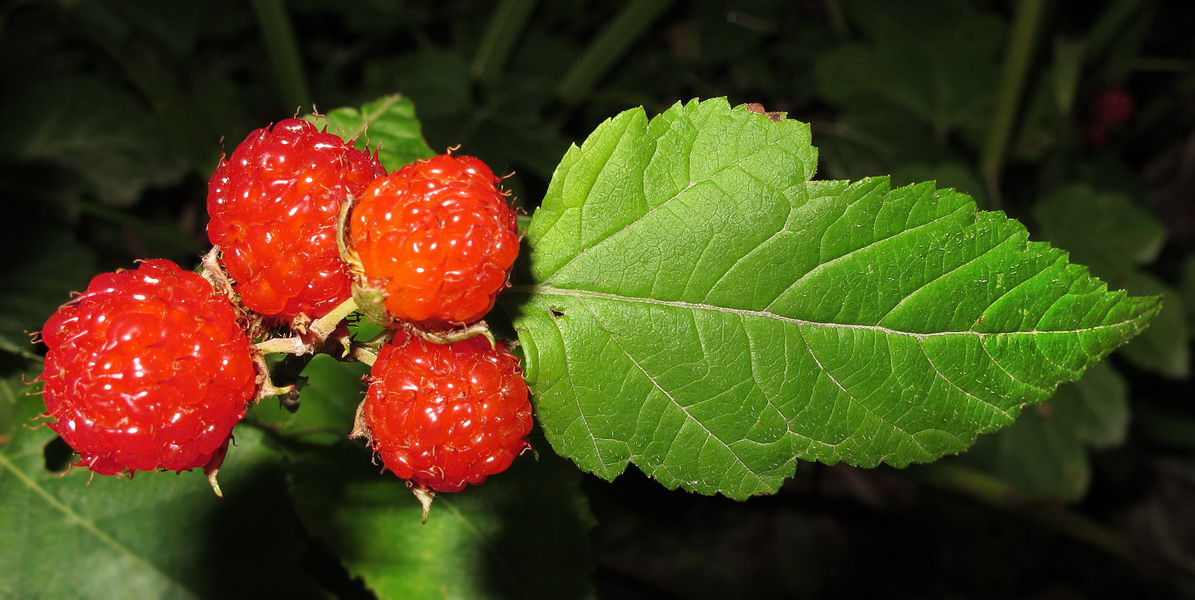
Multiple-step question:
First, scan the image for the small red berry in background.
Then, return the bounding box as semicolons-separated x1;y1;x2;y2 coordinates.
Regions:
347;154;520;331
207;119;386;322
1083;87;1136;148
1093;87;1135;128
355;329;533;494
37;260;259;477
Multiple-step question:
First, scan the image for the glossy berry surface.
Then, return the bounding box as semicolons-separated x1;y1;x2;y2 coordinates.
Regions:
38;260;258;476
361;330;533;492
349;154;519;330
208;118;386;321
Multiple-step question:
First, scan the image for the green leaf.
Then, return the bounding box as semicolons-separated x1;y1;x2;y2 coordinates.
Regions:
290;438;595;600
890;162;988;208
962;361;1128;501
0;333;40;362
1114;273;1187;378
814;0;1003;138
0;75;187;206
305;95;436;172
509;98;1159;499
1033;185;1188;378
0;395;327;599
1033;184;1167;268
0;377;23;451
1184;255;1195;338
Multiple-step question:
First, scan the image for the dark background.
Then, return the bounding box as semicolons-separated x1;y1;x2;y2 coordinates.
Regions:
2;1;1194;598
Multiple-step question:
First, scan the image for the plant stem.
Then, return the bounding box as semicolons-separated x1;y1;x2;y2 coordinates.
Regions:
471;0;539;83
980;0;1047;208
911;462;1146;568
251;0;312;112
555;0;673;104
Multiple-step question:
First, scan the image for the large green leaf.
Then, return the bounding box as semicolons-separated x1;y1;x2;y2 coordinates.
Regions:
1033;185;1188;378
305;94;436;172
507;98;1159;500
290;437;595;600
0;394;327;600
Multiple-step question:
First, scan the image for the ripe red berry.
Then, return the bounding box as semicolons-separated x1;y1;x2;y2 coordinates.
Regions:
356;330;533;493
38;260;259;477
207;118;386;322
347;154;520;331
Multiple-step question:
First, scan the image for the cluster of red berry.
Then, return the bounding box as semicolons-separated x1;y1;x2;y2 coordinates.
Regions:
36;119;532;511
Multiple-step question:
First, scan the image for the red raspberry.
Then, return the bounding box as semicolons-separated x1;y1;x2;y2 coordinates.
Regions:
207;119;386;322
348;154;520;330
37;260;258;477
356;330;533;493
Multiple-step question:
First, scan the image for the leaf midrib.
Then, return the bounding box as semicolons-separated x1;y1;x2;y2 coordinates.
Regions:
509;285;1147;338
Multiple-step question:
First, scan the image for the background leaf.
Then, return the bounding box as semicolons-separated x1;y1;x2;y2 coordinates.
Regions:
0;394;327;600
813;0;1003;179
1033;184;1188;378
290;435;595;600
509;98;1159;499
305;95;436;172
0;76;188;207
960;360;1128;501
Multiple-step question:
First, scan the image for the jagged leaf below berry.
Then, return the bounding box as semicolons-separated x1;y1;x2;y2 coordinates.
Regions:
306;95;436;172
1033;185;1188;378
247;354;367;445
290;437;595;600
0;395;328;600
959;361;1128;502
508;98;1160;500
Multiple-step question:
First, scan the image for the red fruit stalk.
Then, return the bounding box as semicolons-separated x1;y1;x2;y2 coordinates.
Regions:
208;119;386;321
347;154;520;331
38;260;259;478
355;330;533;496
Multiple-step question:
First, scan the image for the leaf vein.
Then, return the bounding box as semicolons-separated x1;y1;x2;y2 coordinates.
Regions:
546;133;787;283
576;297;759;485
0;455;194;596
516;286;1142;339
763;199;972;313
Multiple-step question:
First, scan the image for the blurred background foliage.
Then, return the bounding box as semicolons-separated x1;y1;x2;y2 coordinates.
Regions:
2;0;1194;598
